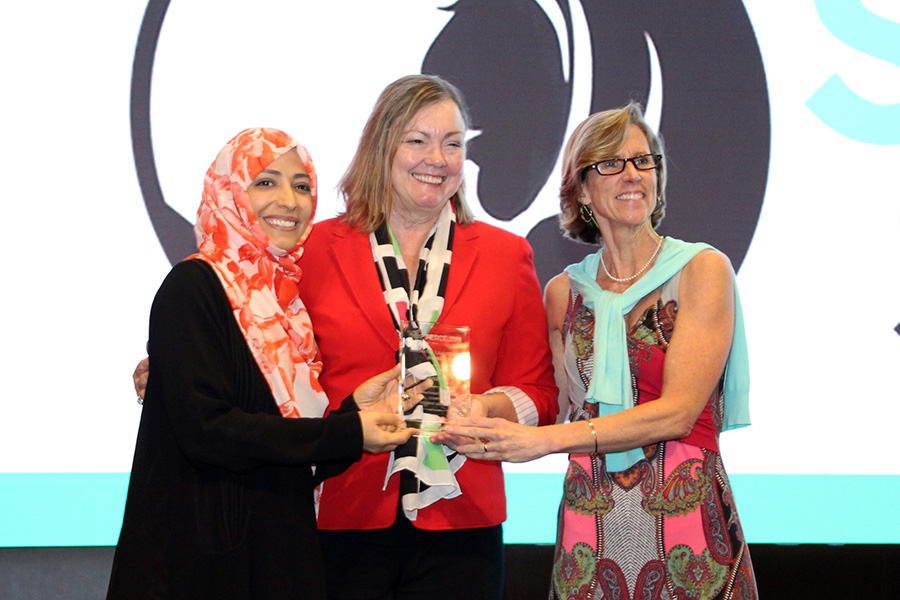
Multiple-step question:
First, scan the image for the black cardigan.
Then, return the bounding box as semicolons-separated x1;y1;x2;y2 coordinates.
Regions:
107;259;363;599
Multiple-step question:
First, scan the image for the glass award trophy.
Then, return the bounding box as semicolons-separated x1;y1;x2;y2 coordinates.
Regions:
398;321;471;436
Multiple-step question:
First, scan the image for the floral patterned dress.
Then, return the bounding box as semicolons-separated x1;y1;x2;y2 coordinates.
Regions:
552;271;758;600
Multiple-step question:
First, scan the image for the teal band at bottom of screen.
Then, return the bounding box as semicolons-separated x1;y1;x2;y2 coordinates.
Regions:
1;473;898;547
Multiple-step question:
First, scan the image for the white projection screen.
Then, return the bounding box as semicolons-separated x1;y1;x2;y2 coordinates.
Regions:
1;0;898;547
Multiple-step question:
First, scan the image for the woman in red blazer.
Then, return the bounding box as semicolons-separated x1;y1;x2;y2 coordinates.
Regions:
132;77;559;599
298;75;558;600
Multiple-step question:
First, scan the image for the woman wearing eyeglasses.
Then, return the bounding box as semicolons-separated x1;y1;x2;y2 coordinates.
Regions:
435;103;758;599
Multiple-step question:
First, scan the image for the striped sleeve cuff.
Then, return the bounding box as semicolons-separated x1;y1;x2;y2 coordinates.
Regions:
484;386;538;426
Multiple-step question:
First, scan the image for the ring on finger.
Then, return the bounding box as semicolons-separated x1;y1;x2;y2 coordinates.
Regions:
482;442;488;453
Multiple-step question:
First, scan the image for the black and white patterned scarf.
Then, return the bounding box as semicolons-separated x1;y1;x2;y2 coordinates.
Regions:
369;203;466;520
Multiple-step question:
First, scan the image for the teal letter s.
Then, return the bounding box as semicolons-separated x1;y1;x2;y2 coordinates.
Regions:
807;0;900;145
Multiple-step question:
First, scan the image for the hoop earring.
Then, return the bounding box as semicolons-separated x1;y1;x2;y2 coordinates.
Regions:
580;204;594;224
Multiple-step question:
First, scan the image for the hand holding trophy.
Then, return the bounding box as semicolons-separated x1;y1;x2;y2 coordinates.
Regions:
398;320;471;437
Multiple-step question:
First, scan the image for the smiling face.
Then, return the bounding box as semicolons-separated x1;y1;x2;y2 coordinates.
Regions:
581;126;658;232
389;99;466;224
247;149;314;251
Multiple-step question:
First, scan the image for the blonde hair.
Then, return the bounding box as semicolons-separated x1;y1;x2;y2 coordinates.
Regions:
339;75;475;232
559;102;667;244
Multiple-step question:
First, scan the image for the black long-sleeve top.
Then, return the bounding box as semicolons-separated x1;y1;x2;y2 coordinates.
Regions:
107;259;362;600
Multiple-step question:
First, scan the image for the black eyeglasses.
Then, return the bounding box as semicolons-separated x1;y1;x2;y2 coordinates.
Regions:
584;153;662;176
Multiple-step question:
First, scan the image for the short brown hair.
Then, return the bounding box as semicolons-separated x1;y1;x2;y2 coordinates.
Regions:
339;75;475;232
559;102;667;244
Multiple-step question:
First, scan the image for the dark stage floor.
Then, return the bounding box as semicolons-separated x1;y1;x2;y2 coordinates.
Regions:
1;544;897;599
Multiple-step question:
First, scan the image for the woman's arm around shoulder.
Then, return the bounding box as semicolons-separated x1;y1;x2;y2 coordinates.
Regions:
544;272;571;423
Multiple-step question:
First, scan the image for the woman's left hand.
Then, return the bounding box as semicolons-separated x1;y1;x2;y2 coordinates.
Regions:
432;416;553;463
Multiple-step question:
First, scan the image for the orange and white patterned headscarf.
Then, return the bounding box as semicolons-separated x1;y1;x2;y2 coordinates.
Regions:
192;127;329;419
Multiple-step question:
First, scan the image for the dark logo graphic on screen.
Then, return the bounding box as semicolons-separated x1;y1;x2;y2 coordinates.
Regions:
131;0;768;285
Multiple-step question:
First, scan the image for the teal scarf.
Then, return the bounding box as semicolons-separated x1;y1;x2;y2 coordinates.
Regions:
565;237;751;472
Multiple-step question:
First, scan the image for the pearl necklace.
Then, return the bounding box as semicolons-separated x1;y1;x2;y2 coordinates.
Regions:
600;236;664;283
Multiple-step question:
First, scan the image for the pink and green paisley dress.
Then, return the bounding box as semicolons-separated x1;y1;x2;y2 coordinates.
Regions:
552;270;758;600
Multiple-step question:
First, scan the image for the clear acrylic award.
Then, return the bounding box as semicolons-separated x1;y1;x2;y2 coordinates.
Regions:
398;321;471;435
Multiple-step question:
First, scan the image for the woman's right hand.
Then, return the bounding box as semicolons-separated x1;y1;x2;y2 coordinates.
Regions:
133;356;149;400
352;365;429;415
359;412;415;453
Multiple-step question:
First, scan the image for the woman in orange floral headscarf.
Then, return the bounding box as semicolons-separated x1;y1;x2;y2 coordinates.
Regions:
108;128;412;600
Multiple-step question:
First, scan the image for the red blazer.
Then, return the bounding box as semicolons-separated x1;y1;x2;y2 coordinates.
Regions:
298;217;558;531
